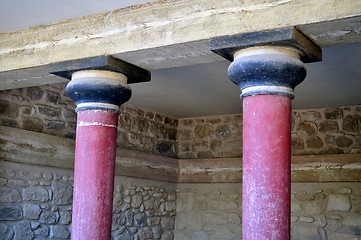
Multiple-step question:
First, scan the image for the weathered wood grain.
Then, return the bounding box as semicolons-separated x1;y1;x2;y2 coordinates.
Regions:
0;0;360;89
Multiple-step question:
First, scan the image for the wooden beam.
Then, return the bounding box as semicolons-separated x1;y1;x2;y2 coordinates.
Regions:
178;154;361;183
0;0;360;89
0;126;177;182
1;126;360;183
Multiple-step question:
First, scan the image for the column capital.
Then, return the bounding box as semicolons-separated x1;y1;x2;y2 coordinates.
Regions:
66;70;131;113
50;55;151;113
210;27;322;98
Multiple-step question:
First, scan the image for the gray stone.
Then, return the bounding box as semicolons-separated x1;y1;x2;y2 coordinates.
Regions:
342;215;361;227
23;187;49;202
191;231;208;240
343;114;361;132
50;225;70;239
59;211;72;224
335;136;353;147
137;227;153;239
0;223;14;240
0;186;22;202
146;217;158;226
208;199;238;210
152;226;162;239
2;119;19;128
298;122;317;135
114;229;132;240
31;221;40;229
299;216;314;223
304;200;324;214
38;105;60;118
53;181;73;205
131;194;142;208
165;201;176;212
0;205;22;220
325;108;343;119
14;220;34;240
306;136;324;149
23;117;44;132
0;99;19;118
34;225;49;237
6;169;16;178
46;120;65;130
319;121;338;133
300;111;322;122
161;230;174;240
203;213;227;225
39;212;57;224
46;91;60;105
125;210;134;226
195;124;214;139
177;192;194;211
292;225;321;240
291;199;302;213
327;195;351;212
161;217;175;230
134;213;146;227
24;203;41;220
339;187;352;194
7;179;29;187
177;212;202;230
26;86;44;100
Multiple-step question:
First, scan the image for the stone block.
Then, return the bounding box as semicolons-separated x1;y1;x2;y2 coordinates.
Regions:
131;194;143;208
26;86;44;100
0;100;18;118
14;221;34;240
343;115;361;132
7;179;28;187
306;136;324;149
34;224;49;237
335;136;353;147
177;212;202;230
298;122;317;135
22;117;43;132
195;125;214;139
299;216;314;223
331;233;360;240
327;195;351;212
53;181;73;206
160;230;174;240
24;203;41;220
152;226;162;239
2;119;19;128
137;227;153;239
325;108;343;119
319;121;338;133
0;205;22;220
59;211;72;225
38;105;60;118
46;91;60;105
23;187;49;202
342;215;361;227
202;213;227;225
300;111;322;122
45;120;65;130
292;225;321;240
304;200;324;214
292;137;304;151
39;212;57;224
0;186;22;202
0;223;14;240
161;217;175;230
191;231;208;240
50;225;70;239
291;199;302;213
207;199;238;210
176;192;194;211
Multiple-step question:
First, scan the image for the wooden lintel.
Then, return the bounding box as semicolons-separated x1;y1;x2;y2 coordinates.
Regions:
0;126;360;183
0;0;360;89
0;126;177;182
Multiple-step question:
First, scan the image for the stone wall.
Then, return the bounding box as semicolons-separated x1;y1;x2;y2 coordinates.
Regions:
175;183;361;240
177;105;361;159
0;84;178;158
0;161;176;240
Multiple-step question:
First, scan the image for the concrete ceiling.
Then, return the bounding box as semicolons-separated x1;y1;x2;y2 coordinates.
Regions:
1;0;361;118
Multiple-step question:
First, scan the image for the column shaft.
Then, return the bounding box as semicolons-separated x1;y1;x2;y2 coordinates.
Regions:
71;110;118;239
242;94;291;239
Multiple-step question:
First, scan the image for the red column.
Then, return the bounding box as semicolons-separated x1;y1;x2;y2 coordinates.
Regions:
71;110;118;239
242;94;292;239
66;70;131;240
227;47;307;240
